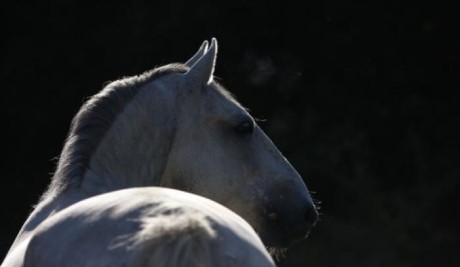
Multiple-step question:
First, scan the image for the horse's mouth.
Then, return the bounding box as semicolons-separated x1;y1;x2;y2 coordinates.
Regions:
254;210;316;254
260;231;308;262
265;246;288;261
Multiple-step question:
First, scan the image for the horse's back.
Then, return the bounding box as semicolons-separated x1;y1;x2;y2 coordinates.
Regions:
21;187;274;267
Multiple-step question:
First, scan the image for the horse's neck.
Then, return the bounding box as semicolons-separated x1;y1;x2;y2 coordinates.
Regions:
6;189;83;256
11;82;179;250
84;85;177;192
52;80;179;196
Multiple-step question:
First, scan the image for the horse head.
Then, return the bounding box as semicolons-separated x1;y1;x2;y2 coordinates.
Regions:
158;38;319;250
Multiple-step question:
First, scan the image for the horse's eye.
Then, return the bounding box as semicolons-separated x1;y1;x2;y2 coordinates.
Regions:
235;120;254;135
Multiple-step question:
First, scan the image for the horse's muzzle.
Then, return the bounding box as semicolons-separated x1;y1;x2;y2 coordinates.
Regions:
259;190;319;248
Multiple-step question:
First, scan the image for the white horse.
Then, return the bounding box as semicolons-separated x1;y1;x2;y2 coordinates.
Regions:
22;187;276;267
2;38;318;266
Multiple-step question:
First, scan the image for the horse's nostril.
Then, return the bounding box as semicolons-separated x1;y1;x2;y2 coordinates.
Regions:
305;205;319;227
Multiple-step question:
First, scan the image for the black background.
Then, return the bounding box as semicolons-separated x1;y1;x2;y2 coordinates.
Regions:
2;1;459;266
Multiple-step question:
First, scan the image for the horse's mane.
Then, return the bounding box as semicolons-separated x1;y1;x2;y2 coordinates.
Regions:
43;63;188;200
123;208;218;267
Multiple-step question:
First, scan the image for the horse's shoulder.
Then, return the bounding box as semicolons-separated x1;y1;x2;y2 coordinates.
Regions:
20;188;213;267
23;191;149;267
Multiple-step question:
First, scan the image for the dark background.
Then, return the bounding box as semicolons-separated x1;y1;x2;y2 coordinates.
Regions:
2;1;459;266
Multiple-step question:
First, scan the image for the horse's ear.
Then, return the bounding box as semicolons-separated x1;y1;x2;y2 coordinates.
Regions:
185;38;218;85
185;40;209;67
